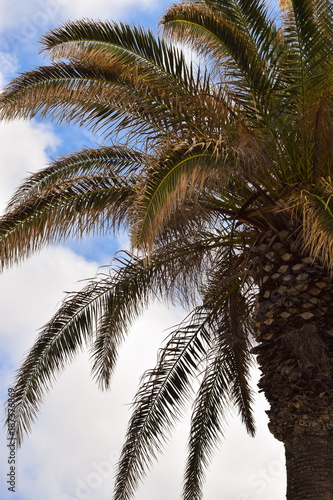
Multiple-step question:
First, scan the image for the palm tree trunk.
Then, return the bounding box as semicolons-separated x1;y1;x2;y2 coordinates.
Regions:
251;228;333;500
285;434;333;499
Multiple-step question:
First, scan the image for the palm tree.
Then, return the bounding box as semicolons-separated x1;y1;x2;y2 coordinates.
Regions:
1;0;333;498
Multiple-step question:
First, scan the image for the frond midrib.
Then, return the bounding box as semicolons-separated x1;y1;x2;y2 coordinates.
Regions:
136;153;215;247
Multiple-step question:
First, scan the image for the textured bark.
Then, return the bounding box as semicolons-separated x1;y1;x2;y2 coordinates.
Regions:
251;229;333;442
285;434;333;499
250;228;333;498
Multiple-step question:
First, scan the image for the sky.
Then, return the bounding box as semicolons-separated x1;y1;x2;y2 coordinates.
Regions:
0;1;286;499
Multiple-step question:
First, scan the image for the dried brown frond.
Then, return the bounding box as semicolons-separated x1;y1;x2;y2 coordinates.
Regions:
278;0;292;12
285;178;333;272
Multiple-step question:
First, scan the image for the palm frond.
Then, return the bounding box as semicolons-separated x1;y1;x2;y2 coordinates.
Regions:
0;63;166;141
88;245;218;389
195;0;280;63
278;0;332;115
114;232;257;500
40;20;197;95
133;143;232;250
5;146;146;212
160;0;280;122
181;267;255;499
0;61;211;144
200;242;256;427
113;307;213;500
7;268;126;446
89;254;157;389
183;308;254;500
182;346;233;500
223;292;255;433
0;176;135;271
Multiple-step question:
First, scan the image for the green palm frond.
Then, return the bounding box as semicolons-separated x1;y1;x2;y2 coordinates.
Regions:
5;146;146;211
195;0;282;79
40;20;197;94
38;21;224;141
133;143;232;249
114;307;213;500
0;176;134;271
160;0;281;121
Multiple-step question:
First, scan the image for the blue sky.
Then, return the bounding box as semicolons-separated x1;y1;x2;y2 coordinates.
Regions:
0;1;285;499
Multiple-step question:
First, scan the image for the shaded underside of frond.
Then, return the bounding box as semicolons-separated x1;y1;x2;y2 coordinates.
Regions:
5;146;147;212
0;176;135;271
0;62;208;145
40;20;198;93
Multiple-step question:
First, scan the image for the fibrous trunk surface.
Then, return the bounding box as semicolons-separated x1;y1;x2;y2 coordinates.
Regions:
285;435;333;499
251;228;333;442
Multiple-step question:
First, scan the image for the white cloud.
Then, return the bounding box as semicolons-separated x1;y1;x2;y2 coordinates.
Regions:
59;0;160;22
0;0;163;35
0;53;19;88
0;119;60;213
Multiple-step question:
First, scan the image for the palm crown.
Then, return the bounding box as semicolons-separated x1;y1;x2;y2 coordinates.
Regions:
1;0;333;498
